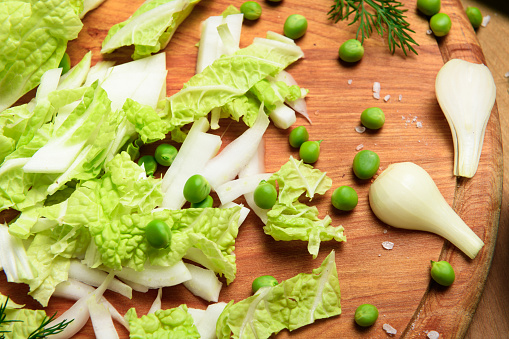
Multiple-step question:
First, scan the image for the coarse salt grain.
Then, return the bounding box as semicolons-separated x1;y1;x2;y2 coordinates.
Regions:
398;94;402;101
427;330;440;339
383;229;388;234
382;241;394;250
481;15;491;27
355;126;366;133
383;324;398;335
373;82;381;92
373;92;380;100
504;72;509;78
384;95;391;102
348;79;353;85
355;144;364;151
416;121;423;128
426;29;433;35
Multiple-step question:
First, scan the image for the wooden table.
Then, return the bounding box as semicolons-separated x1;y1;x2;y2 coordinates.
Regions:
1;0;507;337
460;1;509;338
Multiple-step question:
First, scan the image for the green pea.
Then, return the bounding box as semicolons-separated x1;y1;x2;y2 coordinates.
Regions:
138;155;158;176
338;39;364;63
289;126;309;148
352;150;380;179
155;143;178;167
145;219;171;249
417;0;441;16
430;260;455;286
331;186;358;211
190;195;214;208
253;181;277;209
430;13;452;37
299;140;321;164
183;174;211;203
361;107;385;130
59;53;71;74
354;304;378;327
283;14;308;40
466;6;482;29
252;275;278;294
240;1;262;20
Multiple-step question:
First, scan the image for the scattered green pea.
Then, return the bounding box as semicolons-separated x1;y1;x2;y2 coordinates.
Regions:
352;150;380;179
253;181;277;209
331;186;358;211
145;219;171;249
417;0;441;16
155;143;178;167
354;304;379;327
360;107;385;130
466;6;482;29
338;39;364;63
283;14;308;40
289;126;309;148
138;155;158;176
299;140;321;164
430;12;452;37
430;260;455;286
240;1;262;20
190;195;214;208
183;174;211;204
58;53;71;74
252;275;278;294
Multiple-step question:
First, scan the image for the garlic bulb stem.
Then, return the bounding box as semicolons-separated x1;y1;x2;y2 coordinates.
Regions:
435;59;496;178
369;162;484;259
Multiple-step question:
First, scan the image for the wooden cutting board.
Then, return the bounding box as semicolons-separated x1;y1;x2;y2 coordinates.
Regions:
0;0;502;338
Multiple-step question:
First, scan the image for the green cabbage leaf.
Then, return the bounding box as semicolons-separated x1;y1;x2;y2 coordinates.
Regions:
216;251;341;339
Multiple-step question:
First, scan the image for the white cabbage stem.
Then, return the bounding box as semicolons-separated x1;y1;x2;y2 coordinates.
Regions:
435;59;496;178
369;162;484;259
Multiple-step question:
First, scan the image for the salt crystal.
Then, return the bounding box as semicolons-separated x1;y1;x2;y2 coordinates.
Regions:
504;72;509;78
347;79;353;85
426;29;433;35
416;121;423;128
427;330;440;339
383;229;388;234
382;241;394;250
373;82;381;92
378;254;381;257
383;323;398;335
412;117;417;122
355;126;366;133
401;116;405;120
384;95;391;102
398;94;402;101
355;144;364;151
373;92;380;100
481;15;491;27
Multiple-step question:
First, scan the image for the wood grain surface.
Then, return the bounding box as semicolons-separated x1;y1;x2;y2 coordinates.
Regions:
0;0;503;338
459;1;509;338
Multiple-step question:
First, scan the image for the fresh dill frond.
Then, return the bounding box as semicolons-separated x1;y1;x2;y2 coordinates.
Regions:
27;312;73;339
0;296;22;338
328;0;419;55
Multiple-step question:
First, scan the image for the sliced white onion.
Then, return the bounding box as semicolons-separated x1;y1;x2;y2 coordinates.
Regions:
182;263;222;302
215;173;272;205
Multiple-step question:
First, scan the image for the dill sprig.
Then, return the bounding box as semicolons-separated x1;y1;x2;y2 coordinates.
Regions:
328;0;419;55
27;312;73;339
0;297;72;339
0;297;22;338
